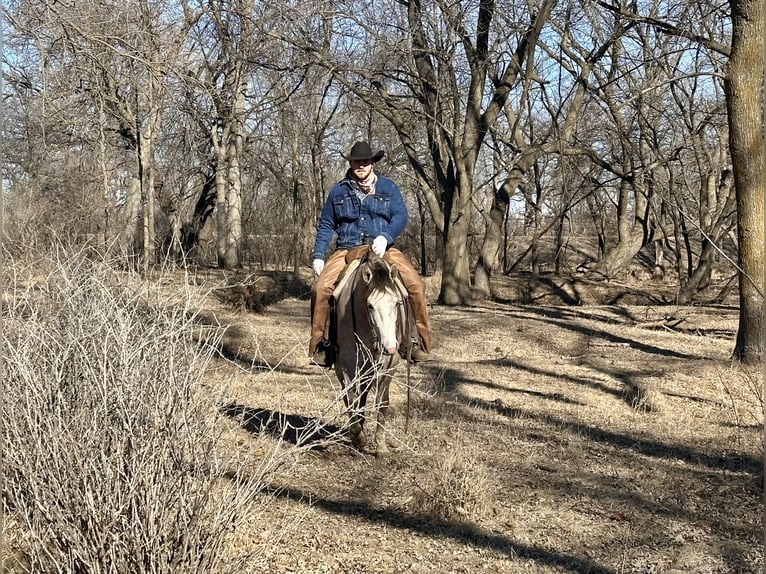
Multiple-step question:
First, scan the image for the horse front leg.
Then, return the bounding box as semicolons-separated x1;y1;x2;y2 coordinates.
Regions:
340;369;370;451
374;375;392;458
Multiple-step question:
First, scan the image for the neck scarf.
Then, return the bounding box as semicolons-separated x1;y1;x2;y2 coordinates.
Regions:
347;171;377;201
356;172;377;194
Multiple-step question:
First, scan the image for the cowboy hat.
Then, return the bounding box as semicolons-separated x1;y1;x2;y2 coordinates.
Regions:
343;141;385;163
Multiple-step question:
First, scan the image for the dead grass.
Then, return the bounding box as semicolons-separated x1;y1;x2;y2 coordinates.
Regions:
5;260;762;573
190;266;761;574
408;447;493;522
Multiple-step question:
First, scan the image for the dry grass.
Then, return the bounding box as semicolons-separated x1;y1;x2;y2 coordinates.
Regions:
3;250;762;573
197;270;762;573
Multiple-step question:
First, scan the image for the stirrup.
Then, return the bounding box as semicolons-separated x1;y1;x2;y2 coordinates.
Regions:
312;340;335;367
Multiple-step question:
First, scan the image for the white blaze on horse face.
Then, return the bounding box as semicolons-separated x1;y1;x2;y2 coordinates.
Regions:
367;287;400;355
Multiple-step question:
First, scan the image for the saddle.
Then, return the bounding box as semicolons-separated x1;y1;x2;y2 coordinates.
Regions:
325;247;418;360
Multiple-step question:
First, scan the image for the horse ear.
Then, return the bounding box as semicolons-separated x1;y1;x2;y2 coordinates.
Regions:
362;266;373;284
389;264;398;280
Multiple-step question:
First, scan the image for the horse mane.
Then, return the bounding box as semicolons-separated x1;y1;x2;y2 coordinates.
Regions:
362;252;396;291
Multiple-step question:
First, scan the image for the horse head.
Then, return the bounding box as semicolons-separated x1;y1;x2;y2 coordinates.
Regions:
359;251;401;357
361;250;398;285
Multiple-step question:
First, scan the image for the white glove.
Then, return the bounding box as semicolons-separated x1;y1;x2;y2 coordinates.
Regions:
312;259;325;276
371;235;387;257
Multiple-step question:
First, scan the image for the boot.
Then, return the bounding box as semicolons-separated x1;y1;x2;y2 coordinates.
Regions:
402;338;433;363
409;346;433;363
310;340;335;368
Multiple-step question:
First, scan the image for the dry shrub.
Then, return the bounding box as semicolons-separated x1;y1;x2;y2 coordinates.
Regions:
623;381;665;413
409;448;492;522
719;365;764;427
1;248;274;572
2;516;31;573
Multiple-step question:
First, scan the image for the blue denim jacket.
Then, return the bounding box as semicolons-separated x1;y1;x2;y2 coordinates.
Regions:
312;174;409;260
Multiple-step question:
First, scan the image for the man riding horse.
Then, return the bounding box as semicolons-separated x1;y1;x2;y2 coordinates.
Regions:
309;141;433;367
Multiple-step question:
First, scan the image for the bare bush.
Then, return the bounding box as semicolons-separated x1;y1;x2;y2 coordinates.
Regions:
408;448;492;522
718;365;764;438
1;249;273;572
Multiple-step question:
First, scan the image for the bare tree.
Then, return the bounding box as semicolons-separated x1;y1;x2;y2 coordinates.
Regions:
4;1;201;269
595;0;763;361
280;0;556;304
471;3;621;297
249;22;342;279
181;0;263;270
725;0;763;363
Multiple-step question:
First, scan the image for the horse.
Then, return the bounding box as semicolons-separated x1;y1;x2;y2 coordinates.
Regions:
331;248;405;457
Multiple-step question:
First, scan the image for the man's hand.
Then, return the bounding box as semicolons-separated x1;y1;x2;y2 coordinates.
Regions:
312;259;325;276
372;235;387;257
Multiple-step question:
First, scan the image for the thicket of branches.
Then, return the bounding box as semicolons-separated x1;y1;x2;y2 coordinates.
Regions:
2;246;288;572
1;236;395;570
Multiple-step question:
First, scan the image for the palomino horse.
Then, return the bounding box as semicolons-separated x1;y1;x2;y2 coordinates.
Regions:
332;248;404;457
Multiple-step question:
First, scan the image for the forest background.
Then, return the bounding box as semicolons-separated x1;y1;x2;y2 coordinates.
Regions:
2;0;763;364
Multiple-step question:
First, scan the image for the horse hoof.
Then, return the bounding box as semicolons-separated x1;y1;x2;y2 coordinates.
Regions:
375;448;391;459
351;431;367;450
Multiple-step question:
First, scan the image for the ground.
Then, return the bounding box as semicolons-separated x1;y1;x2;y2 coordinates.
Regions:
194;269;762;574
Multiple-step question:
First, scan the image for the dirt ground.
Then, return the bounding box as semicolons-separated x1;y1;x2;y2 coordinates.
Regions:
194;269;763;574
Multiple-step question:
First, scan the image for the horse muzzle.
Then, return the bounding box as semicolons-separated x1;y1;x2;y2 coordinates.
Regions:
382;344;398;356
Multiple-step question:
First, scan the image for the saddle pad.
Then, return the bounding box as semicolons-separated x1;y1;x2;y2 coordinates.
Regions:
332;259;361;300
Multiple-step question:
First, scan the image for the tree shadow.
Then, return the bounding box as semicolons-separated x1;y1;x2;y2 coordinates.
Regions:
191;310;314;374
509;306;701;360
417;343;760;475
434;365;592;404
493;271;672;306
449;392;761;474
259;484;616;574
218;403;342;450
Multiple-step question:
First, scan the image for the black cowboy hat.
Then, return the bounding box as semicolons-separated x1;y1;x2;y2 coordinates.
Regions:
343;141;385;163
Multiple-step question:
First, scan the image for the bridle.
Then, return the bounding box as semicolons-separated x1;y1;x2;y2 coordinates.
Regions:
350;262;402;363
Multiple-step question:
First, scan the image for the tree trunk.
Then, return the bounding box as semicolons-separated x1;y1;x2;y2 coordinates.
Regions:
473;183;511;299
586;178;654;279
530;175;544;275
224;153;242;269
291;178;304;278
214;148;229;269
139;88;158;270
222;87;246;269
181;172;216;257
439;166;475;305
677;239;717;303
586;194;607;260
727;0;764;364
554;213;566;275
120;177;142;268
440;208;473;305
142;146;156;269
417;195;428;276
97;97;110;254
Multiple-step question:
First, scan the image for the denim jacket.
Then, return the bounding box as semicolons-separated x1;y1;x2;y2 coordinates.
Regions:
312;174;409;260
